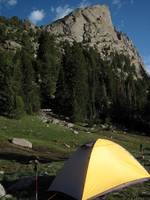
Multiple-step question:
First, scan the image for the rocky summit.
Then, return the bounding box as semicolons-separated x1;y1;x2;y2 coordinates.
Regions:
45;4;146;77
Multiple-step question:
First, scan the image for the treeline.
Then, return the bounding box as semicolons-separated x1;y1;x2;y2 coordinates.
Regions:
0;16;37;43
0;34;40;117
0;16;150;133
0;26;60;118
54;41;150;132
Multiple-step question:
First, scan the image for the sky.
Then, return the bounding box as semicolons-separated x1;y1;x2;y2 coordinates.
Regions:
0;0;150;73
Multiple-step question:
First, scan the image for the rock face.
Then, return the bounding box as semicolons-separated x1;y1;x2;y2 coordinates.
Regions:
11;138;32;149
45;4;146;77
4;40;22;51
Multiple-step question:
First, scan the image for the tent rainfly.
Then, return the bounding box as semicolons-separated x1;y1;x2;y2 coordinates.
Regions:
49;139;150;200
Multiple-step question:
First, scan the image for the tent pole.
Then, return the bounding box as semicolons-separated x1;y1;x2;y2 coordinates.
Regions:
48;193;57;200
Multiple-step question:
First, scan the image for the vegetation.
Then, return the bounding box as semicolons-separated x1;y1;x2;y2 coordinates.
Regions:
0;115;149;199
0;16;150;134
0;15;150;200
54;42;150;133
37;32;61;108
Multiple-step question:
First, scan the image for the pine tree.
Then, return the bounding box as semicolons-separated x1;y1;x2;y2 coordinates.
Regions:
20;49;39;114
11;50;25;118
55;42;88;122
37;31;60;108
0;50;14;117
20;33;40;114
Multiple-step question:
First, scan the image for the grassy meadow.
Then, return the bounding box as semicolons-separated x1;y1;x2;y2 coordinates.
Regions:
0;115;150;199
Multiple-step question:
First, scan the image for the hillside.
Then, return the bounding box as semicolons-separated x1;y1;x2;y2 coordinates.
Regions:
0;5;150;133
0;5;150;130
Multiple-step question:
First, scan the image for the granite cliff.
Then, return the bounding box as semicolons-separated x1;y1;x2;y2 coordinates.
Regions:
45;4;146;77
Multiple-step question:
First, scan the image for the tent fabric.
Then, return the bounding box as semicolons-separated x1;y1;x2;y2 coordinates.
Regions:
49;147;92;200
49;139;150;200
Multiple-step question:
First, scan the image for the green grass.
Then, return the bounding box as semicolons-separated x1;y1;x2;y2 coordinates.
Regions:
0;115;150;199
0;115;98;152
0;115;150;153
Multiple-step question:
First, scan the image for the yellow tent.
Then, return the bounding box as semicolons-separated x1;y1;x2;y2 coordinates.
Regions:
49;139;150;200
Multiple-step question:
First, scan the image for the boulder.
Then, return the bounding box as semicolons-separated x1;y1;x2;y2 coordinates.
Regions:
11;138;32;148
67;123;74;128
52;119;60;125
64;144;71;148
73;130;79;135
5;194;13;199
0;184;6;198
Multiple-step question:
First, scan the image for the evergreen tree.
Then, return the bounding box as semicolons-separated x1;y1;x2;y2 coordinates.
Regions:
37;31;60;108
11;50;25;118
20;49;39;114
0;50;14;117
20;34;40;114
55;42;88;122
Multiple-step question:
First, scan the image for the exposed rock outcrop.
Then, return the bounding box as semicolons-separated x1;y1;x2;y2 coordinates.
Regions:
45;4;146;77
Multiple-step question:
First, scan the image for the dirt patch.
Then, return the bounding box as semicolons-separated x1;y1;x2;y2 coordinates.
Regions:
0;140;67;164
